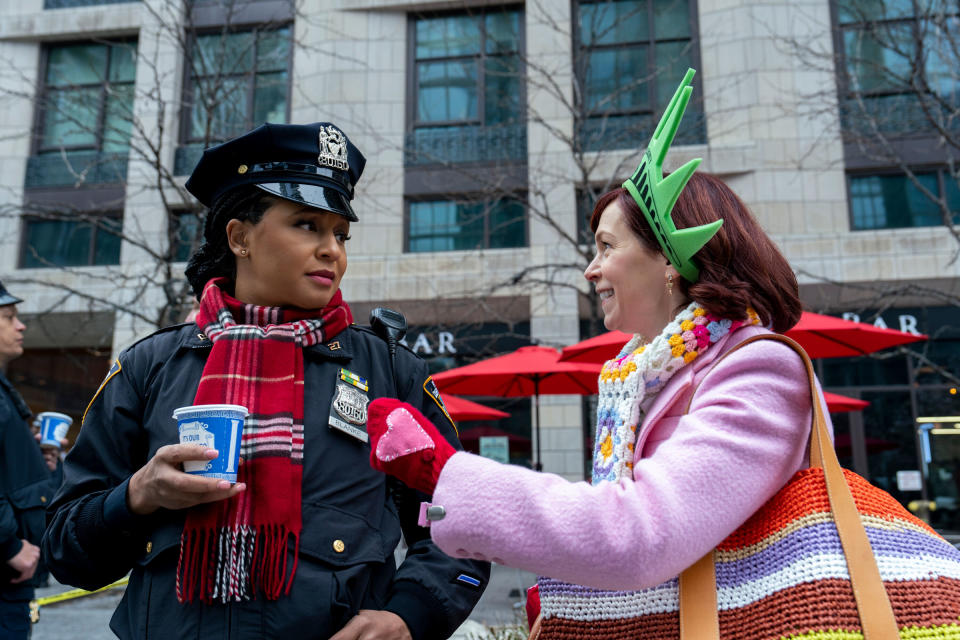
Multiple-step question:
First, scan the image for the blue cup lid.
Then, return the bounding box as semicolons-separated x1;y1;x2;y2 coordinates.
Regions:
38;411;73;424
173;404;250;420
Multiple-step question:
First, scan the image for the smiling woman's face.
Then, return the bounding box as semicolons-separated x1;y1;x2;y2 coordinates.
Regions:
584;200;676;338
227;198;350;310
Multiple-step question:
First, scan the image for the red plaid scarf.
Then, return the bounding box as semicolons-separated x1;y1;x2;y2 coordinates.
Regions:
176;278;353;604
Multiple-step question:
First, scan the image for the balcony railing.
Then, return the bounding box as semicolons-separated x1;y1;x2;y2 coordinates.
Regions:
839;95;960;136
578;110;707;153
404;124;527;166
45;0;137;8
24;151;129;188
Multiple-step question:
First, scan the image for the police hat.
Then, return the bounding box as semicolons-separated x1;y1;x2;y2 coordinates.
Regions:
0;279;22;306
185;122;366;222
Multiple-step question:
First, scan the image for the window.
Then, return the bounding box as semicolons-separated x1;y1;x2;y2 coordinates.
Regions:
20;212;122;268
835;0;960;135
26;41;137;188
576;0;703;152
407;196;526;252
170;212;203;262
176;26;291;174
407;7;526;165
848;169;960;230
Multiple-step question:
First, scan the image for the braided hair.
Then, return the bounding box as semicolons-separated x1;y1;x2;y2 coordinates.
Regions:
184;186;276;298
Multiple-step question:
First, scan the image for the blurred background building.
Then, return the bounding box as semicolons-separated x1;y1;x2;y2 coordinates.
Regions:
0;0;958;526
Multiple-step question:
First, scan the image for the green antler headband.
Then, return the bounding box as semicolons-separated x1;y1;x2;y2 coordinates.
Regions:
622;68;722;282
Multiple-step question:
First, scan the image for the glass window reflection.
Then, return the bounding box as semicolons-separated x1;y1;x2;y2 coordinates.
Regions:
577;0;703;151
185;27;291;145
408;197;527;253
849;171;959;230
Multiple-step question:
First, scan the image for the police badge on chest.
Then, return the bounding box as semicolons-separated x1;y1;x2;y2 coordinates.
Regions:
329;368;370;442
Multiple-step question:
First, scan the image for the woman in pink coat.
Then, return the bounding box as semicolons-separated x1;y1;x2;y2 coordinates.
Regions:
365;71;827;636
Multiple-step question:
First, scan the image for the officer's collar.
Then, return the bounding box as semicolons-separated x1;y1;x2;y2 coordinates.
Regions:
305;327;353;361
181;324;353;361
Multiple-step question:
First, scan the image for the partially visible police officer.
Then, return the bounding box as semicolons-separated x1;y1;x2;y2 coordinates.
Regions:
43;123;489;640
1;281;53;639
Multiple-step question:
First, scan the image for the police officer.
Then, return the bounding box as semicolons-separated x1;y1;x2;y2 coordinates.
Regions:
1;281;54;639
43;123;489;640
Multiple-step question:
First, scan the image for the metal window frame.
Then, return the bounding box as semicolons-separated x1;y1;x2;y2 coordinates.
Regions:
573;0;703;120
845;165;954;231
178;22;293;147
18;209;123;268
408;5;525;132
404;192;529;253
830;0;960;169
32;39;137;156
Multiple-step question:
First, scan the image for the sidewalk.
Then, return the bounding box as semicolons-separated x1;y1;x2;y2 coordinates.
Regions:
31;578;125;640
30;564;535;639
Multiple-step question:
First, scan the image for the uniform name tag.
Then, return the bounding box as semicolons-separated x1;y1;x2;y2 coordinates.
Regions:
329;382;369;443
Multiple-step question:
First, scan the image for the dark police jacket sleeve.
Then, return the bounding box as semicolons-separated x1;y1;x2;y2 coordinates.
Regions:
43;324;488;639
1;372;53;590
376;339;490;639
42;350;150;591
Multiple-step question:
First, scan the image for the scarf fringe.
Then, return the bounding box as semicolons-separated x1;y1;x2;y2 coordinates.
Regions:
177;524;299;604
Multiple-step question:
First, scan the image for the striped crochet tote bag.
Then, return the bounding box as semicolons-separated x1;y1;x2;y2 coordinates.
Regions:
534;334;960;640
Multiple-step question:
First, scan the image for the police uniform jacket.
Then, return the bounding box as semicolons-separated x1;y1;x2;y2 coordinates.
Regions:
0;371;53;601
43;324;489;640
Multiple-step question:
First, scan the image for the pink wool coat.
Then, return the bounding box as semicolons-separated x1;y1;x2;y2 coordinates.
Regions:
430;325;832;591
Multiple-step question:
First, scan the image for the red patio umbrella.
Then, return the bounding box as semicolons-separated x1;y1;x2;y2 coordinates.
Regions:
432;346;602;469
559;312;927;363
443;394;510;422
784;311;927;358
823;391;869;413
559;330;632;363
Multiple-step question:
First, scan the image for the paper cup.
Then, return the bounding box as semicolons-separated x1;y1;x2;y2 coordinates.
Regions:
38;412;73;448
173;404;248;483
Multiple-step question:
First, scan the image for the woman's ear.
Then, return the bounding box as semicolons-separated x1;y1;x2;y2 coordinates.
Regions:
225;219;250;257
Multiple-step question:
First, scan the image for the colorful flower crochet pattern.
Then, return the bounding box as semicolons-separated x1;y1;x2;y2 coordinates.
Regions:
591;303;759;484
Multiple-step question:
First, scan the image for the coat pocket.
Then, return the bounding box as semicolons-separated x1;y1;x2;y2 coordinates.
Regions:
299;502;395;568
6;480;52;546
258;502;399;637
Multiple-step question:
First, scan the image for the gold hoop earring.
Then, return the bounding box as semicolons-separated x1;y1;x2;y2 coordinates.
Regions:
666;273;674;296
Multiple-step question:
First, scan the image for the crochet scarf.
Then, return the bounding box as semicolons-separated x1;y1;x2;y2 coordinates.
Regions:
536;303;760;633
592;302;760;484
176;278;353;604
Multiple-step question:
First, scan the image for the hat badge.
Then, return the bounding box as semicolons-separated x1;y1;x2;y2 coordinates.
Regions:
318;125;349;172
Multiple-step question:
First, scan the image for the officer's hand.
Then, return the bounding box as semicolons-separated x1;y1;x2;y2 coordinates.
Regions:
7;540;40;584
40;445;60;471
328;609;412;640
127;444;246;515
367;399;456;496
34;432;68;471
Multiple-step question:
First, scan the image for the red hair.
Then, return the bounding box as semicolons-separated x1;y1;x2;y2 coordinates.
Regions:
589;173;801;332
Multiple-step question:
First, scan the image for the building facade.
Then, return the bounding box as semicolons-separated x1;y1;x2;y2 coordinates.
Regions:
0;0;957;521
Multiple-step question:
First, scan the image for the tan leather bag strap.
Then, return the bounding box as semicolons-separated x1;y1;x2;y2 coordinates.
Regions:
678;333;899;640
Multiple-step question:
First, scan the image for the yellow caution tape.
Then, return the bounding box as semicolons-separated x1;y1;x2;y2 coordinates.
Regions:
29;576;129;623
